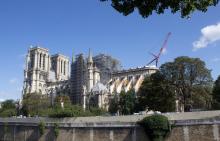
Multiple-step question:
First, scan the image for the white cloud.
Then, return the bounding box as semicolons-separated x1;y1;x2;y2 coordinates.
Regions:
9;78;18;84
193;22;220;51
161;48;167;55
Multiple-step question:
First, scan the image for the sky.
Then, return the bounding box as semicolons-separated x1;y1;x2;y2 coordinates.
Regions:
0;1;220;101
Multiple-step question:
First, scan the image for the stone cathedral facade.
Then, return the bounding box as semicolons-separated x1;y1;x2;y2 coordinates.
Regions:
23;46;158;109
23;47;70;95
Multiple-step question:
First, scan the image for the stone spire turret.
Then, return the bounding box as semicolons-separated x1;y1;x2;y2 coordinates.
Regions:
88;48;93;63
87;48;94;91
72;49;75;63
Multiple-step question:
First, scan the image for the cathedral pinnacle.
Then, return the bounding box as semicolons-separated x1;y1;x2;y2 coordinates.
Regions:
88;48;93;63
72;49;75;63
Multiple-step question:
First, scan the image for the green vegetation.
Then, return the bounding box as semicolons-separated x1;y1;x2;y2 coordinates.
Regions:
49;105;84;118
119;89;136;115
0;109;16;117
21;93;51;116
212;76;220;109
18;93;107;118
109;89;137;115
138;72;176;112
101;0;219;18
0;100;16;117
54;123;59;138
191;85;212;110
108;93;119;114
38;121;46;136
54;95;71;108
89;107;107;116
49;105;106;118
160;56;212;112
139;115;170;141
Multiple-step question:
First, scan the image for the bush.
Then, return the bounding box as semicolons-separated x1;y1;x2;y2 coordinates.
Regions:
49;105;107;118
54;123;59;138
38;121;46;136
49;108;73;118
139;114;170;141
0;109;16;117
21;93;51;116
49;105;84;118
88;107;107;116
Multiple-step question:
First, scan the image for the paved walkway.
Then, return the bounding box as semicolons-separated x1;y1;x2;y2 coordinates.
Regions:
1;110;220;124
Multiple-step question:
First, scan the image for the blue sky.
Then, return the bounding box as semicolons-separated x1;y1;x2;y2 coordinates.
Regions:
0;1;220;101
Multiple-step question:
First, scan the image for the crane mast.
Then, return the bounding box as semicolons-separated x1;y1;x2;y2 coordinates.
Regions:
147;32;171;67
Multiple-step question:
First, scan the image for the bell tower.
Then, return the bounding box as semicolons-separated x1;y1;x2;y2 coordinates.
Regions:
23;46;50;95
87;49;94;91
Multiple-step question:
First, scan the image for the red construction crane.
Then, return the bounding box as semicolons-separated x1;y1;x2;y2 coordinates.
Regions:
147;32;171;67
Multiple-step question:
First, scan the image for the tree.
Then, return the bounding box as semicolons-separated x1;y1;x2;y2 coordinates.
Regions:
160;56;213;111
212;76;220;109
0;100;17;117
119;89;136;115
54;95;71;108
138;71;176;112
108;94;119;114
1;100;15;110
0;109;16;117
101;0;219;18
21;93;51;116
191;85;212;110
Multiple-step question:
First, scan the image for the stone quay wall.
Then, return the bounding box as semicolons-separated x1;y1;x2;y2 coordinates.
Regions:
1;111;220;141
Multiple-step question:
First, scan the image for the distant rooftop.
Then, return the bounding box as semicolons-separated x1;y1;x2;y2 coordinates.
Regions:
113;65;158;74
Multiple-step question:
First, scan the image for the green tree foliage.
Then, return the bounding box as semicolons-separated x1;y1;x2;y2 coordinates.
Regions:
160;56;212;111
109;89;137;115
49;105;106;118
38;121;46;136
108;94;120;114
49;105;83;118
138;72;176;112
191;85;212;110
1;100;16;109
119;89;136;115
101;0;219;18
54;95;71;108
21;93;107;117
89;107;107;116
139;115;170;141
212;76;220;109
0;109;16;117
54;123;59;138
21;93;51;116
0;100;16;117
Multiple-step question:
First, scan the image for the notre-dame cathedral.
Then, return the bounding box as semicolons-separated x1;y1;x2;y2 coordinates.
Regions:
22;46;158;109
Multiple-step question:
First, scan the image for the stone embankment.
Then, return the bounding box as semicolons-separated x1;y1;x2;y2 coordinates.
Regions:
1;110;220;141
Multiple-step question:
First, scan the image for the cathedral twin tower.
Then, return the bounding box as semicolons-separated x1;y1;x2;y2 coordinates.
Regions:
23;47;70;94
